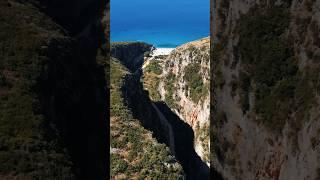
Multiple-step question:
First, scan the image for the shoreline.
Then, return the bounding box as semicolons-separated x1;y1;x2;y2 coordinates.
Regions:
151;47;175;56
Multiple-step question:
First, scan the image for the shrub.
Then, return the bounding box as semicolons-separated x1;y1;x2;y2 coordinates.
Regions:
184;63;207;102
164;72;177;108
145;61;162;75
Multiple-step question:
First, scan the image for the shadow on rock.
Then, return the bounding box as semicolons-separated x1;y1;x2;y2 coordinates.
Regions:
155;102;210;180
120;72;209;179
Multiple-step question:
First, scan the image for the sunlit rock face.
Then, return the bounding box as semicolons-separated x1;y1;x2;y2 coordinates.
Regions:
143;37;211;165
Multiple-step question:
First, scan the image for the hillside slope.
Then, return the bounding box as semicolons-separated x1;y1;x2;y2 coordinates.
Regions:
0;0;107;178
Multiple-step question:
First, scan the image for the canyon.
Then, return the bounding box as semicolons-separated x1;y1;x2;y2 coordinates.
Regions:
110;41;212;179
4;0;320;179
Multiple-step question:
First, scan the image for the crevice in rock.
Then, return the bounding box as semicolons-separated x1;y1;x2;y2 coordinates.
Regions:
154;102;210;179
118;65;209;179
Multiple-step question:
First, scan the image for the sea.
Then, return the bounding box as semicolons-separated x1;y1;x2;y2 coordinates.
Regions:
110;0;209;48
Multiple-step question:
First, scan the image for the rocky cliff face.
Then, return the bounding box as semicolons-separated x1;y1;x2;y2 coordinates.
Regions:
111;42;152;71
143;37;210;165
212;0;320;179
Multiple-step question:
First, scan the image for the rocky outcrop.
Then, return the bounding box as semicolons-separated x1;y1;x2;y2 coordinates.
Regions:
143;38;211;165
212;0;320;179
111;42;152;71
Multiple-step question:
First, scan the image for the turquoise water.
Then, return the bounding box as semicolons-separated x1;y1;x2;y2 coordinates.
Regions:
111;0;209;47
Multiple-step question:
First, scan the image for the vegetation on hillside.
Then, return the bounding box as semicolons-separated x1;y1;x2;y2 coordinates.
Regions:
144;60;163;75
238;5;315;132
0;1;74;178
110;58;184;179
142;61;162;100
164;72;179;109
184;63;208;102
195;122;210;162
162;45;209;108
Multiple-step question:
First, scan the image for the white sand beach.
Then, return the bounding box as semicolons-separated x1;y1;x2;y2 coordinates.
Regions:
143;47;175;69
151;48;174;56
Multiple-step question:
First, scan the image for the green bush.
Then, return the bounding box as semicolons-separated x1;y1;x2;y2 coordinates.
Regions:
184;63;208;102
165;72;177;108
145;61;162;75
142;72;161;101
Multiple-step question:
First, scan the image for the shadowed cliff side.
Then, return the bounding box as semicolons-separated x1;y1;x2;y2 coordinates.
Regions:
155;102;210;179
34;0;105;37
0;0;108;179
38;0;108;178
111;42;152;72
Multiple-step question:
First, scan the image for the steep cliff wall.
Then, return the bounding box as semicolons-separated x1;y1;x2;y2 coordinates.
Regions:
111;42;152;71
212;0;320;179
0;0;107;179
143;37;211;164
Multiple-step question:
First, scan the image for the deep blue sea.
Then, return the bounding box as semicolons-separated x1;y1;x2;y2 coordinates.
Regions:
111;0;209;48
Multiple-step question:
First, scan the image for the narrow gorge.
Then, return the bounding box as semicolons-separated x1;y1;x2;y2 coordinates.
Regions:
110;41;213;179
